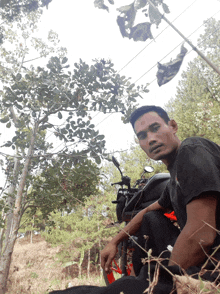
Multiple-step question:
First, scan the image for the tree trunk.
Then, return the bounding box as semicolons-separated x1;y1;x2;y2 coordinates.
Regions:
0;216;20;293
0;124;38;293
3;156;20;252
78;250;84;279
87;247;90;279
97;219;102;276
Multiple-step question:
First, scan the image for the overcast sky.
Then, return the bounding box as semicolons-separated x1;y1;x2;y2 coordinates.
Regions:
33;0;220;153
1;0;220;162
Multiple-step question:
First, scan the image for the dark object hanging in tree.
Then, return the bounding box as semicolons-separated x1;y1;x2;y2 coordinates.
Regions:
129;22;153;41
156;44;188;86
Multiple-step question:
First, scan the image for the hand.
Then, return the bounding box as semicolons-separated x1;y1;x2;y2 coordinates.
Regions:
101;242;117;274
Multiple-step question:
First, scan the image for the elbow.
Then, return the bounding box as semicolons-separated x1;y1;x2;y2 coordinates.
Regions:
188;230;216;251
199;231;216;249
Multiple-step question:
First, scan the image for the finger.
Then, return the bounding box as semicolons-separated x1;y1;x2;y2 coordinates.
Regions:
101;254;106;270
105;256;112;274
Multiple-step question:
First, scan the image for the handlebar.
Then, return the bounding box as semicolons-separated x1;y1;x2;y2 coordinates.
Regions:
111;176;131;189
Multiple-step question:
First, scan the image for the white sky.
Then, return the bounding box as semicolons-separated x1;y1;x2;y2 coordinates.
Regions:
35;0;220;153
2;0;220;158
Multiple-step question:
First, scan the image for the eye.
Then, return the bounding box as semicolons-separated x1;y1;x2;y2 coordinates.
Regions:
151;125;160;132
138;132;147;140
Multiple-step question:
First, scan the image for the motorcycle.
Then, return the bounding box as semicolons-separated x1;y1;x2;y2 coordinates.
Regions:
103;156;171;285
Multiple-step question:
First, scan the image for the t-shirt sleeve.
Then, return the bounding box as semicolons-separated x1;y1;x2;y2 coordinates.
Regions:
177;144;220;206
158;182;173;209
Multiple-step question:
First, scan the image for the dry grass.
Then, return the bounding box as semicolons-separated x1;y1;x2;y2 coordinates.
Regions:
174;275;220;294
7;234;220;294
141;252;220;294
7;235;103;294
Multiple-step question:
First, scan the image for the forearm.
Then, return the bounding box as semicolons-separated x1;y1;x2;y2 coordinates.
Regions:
110;200;164;246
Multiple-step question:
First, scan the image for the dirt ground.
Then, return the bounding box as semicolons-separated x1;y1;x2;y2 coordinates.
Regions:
7;235;103;294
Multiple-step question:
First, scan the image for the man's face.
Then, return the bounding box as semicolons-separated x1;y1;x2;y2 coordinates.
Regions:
134;112;180;165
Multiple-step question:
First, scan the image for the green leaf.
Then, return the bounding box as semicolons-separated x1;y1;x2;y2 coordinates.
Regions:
198;276;205;290
16;73;22;81
96;135;105;140
62;57;68;64
4;141;12;147
15;103;23;110
58;112;62;119
0;116;9;123
61;128;68;135
6;121;11;128
95;156;101;165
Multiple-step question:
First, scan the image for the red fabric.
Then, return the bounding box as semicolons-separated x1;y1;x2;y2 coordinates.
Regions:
164;211;177;221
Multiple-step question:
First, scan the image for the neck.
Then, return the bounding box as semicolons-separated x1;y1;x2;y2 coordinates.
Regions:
162;139;181;167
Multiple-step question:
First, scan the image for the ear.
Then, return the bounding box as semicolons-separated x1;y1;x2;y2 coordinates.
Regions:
168;119;178;134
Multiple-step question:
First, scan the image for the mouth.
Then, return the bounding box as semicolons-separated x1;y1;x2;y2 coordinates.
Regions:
150;144;163;153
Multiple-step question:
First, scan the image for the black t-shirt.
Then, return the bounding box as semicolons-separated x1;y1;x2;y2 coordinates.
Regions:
159;137;220;232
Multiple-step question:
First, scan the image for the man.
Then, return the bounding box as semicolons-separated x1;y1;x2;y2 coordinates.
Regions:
101;105;220;286
50;105;220;294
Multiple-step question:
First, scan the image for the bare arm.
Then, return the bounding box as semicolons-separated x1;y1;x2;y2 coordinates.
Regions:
169;194;217;269
101;200;165;273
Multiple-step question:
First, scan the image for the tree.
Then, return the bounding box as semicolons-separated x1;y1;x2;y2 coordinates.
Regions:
0;0;53;44
42;192;119;279
165;18;220;144
0;9;148;293
26;159;101;218
101;140;167;193
93;0;170;42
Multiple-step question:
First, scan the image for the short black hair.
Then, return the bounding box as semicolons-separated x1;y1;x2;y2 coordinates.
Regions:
129;105;170;129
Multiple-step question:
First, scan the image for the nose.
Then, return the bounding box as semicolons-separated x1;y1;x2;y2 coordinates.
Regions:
148;132;157;146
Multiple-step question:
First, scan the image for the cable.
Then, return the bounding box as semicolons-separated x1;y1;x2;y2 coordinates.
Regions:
117;0;198;74
134;8;220;84
46;2;205;155
95;113;114;127
95;9;220;155
91;8;220;141
147;20;220;87
46;4;220;157
92;2;218;134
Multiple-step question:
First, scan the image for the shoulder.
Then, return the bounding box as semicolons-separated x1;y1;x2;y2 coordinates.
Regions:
179;137;220;154
174;136;220;174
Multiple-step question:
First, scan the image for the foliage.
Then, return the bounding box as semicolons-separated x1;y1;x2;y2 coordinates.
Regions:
165;18;220;144
0;8;148;292
93;0;170;42
101;140;167;192
0;53;148;217
0;17;148;214
0;0;52;21
24;159;101;217
41;192;120;275
0;0;53;44
42;192;119;246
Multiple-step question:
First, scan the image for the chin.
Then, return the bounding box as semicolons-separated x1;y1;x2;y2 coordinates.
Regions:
150;151;168;161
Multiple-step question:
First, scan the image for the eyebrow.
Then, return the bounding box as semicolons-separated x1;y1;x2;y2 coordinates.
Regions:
136;122;160;138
